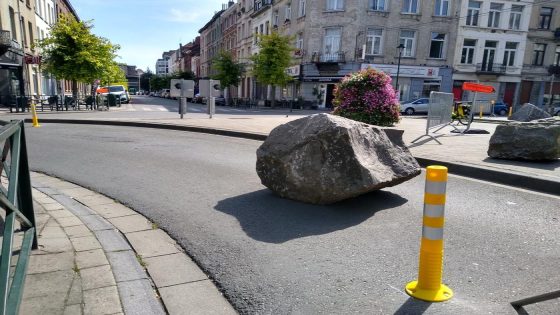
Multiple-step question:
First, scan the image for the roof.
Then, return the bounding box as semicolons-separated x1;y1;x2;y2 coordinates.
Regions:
198;10;225;33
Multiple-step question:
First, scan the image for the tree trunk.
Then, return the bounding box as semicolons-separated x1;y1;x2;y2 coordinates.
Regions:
72;80;78;103
225;87;229;106
270;85;276;108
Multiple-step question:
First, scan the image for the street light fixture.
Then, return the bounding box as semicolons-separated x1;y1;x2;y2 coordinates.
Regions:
395;43;405;100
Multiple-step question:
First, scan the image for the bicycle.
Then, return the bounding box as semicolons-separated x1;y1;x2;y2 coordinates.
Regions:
452;102;473;125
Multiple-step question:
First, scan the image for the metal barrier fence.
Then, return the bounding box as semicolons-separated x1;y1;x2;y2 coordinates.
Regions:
0;120;37;314
411;92;454;144
0;94;98;112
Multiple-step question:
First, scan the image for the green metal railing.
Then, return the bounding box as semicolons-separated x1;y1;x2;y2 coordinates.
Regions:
0;120;37;315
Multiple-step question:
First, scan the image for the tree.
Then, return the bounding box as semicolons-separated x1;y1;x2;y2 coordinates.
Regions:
173;70;196;80
140;70;154;91
212;51;243;104
37;14;121;99
251;32;293;107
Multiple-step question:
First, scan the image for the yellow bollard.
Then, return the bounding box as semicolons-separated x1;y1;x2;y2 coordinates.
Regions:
406;166;453;302
508;106;513;118
479;105;483;119
31;103;41;127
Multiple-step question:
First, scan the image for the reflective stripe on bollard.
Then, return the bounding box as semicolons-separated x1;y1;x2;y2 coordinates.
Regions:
405;165;453;302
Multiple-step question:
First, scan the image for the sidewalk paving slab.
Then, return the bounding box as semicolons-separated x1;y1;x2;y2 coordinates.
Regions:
20;172;235;315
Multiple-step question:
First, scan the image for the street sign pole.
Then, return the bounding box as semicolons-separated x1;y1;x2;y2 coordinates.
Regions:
179;79;187;119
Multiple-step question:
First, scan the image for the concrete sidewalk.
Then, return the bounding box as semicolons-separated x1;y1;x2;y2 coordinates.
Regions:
20;112;560;196
22;172;235;315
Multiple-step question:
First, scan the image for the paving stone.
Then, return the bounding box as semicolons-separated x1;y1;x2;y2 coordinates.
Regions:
144;253;207;288
89;203;137;218
126;229;181;258
59;187;96;198
52;195;96;217
117;279;165;315
28;252;74;274
48;209;77;219
48;181;80;190
83;285;122;315
66;273;84;306
80;214;113;231
159;280;236;315
57;216;83;227
37;236;73;253
80;265;116;290
34;196;58;204
76;249;109;269
106;250;148;282
63;304;83;315
42;202;65;211
39;225;67;239
64;225;93;238
19;295;66;315
108;214;152;233
23;270;74;298
36;187;60;196
94;229;130;252
70;235;102;252
77;195;115;207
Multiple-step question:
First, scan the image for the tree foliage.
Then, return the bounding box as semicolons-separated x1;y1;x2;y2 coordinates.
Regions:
37;14;122;96
251;32;293;105
140;70;154;91
212;51;243;89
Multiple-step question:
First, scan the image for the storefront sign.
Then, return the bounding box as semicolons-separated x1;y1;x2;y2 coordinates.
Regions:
361;64;440;78
302;76;343;83
24;55;41;64
286;65;300;77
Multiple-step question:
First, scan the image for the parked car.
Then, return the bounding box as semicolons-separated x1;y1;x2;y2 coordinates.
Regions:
193;93;206;104
553;103;560;116
214;96;226;106
399;98;430;115
493;101;509;116
96;85;129;105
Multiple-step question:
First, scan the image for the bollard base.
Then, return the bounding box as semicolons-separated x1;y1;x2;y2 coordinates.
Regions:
405;281;453;302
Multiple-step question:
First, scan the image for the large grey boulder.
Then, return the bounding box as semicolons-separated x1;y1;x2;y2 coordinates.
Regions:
510;103;552;122
488;119;560;160
256;114;421;204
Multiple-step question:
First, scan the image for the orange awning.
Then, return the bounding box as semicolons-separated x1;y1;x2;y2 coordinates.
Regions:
462;82;495;94
96;87;108;94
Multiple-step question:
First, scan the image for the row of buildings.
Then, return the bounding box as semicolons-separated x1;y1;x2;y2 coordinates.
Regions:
157;0;560;109
0;0;142;107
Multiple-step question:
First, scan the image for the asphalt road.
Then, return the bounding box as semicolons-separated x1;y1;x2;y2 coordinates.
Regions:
25;124;560;314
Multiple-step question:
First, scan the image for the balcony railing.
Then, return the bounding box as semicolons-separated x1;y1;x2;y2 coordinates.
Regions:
311;51;346;63
476;63;506;74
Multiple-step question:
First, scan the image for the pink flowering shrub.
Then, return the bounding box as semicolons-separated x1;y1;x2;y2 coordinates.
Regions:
332;68;400;126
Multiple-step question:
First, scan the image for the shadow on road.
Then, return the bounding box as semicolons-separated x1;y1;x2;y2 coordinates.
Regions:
214;189;407;243
393;296;432;315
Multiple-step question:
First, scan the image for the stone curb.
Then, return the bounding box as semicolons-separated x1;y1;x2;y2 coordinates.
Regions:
30;172;236;315
24;118;560;197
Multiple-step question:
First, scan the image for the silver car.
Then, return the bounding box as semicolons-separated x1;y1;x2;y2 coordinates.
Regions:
399;98;430;115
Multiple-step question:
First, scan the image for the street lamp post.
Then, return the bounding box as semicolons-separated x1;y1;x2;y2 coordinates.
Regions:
395;44;405;100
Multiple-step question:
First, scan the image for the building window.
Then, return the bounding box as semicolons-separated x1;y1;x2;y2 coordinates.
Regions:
273;11;279;26
366;28;383;55
461;39;476;64
434;0;449;16
502;42;517;67
254;27;258;44
399;30;415;57
28;21;34;47
508;5;523;30
299;0;306;16
555;46;560;65
296;33;304;49
9;7;17;41
323;28;341;54
285;5;292;20
466;1;480;26
488;3;502;28
402;0;419;14
369;0;386;11
539;7;553;29
326;0;344;11
532;44;546;66
429;33;445;59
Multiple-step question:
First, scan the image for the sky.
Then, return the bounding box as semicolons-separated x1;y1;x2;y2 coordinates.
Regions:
71;0;226;72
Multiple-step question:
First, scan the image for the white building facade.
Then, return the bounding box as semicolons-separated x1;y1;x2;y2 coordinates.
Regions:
452;0;532;107
35;0;57;95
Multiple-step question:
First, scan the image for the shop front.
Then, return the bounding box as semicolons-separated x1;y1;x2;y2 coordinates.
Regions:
360;64;453;102
0;46;24;108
